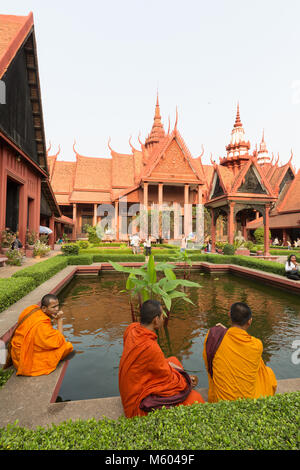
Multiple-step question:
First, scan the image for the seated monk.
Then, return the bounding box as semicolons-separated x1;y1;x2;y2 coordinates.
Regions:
203;302;277;403
119;299;204;418
10;294;73;376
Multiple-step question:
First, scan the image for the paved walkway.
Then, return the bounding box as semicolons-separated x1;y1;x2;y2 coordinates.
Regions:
0;247;61;279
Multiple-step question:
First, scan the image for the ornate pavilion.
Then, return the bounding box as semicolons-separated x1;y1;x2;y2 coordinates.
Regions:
48;98;299;253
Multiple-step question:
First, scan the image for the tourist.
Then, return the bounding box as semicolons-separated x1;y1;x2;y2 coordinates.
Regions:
180;235;187;252
144;236;152;262
202;302;277;403
131;234;140;255
8;294;73;376
119;300;204;418
285;254;300;280
11;232;23;250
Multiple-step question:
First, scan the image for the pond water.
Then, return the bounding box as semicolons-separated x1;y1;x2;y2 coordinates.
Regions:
56;271;300;402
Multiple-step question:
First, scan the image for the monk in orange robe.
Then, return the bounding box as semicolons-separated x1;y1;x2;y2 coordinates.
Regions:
119;299;204;418
203;302;277;403
11;294;73;376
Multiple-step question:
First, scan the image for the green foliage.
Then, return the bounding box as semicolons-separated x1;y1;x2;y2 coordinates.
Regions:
11;256;68;287
0;368;14;388
0;393;298;450
223;244;235;255
76;240;90;250
67;255;93;265
0;277;36;312
6;249;24;266
61;244;80;256
254;227;271;244
109;254;201;313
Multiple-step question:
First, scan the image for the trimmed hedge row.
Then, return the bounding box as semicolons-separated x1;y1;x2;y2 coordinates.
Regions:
0;392;299;450
12;256;69;287
0;277;36;312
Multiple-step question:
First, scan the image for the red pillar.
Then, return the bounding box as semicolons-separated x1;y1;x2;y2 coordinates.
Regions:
48;215;55;249
18;183;28;247
72;203;77;241
264;205;270;256
228;202;235;245
210;208;216;253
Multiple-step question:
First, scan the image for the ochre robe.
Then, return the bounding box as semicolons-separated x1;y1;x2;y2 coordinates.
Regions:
119;322;204;418
203;326;277;402
11;304;73;376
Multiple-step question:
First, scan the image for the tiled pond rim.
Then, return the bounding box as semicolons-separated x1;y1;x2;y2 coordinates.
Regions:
0;262;300;429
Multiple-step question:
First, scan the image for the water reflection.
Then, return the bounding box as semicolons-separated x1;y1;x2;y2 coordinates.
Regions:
57;272;300;401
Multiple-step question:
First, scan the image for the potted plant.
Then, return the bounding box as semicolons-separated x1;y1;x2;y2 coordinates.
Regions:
1;230;15;254
33;240;50;258
26;229;37;247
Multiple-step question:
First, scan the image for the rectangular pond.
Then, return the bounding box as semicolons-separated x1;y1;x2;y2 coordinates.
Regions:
56;271;300;402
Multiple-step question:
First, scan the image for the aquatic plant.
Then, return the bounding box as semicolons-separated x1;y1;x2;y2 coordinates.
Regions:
109;254;201;324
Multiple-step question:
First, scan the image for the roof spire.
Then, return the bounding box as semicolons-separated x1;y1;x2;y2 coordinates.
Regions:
145;93;165;149
234;101;243;128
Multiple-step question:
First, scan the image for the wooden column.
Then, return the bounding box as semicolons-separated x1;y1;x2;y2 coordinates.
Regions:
18;183;28;247
210;208;216;253
0;143;7;231
93;203;98;227
48;214;55;249
115;200;119;240
184;184;189;237
264;205;270;256
143;182;148;238
158;183;163;208
72;203;77;240
228;202;235;245
158;183;163;239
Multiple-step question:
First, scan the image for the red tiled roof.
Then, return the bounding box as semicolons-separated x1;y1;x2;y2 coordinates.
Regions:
74;154;112;191
277;170;300;213
0;13;33;79
247;212;300;229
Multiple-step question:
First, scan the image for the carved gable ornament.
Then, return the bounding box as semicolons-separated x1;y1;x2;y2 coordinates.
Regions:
149;138;198;180
237;165;267;194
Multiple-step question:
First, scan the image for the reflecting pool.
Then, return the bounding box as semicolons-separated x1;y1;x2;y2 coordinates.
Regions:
57;272;300;401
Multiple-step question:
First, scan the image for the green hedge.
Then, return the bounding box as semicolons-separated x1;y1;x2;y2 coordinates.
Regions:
11;256;69;287
0;277;36;312
0;393;298;450
66;255;93;265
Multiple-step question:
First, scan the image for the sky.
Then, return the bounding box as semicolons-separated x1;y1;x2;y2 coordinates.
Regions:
2;0;300;170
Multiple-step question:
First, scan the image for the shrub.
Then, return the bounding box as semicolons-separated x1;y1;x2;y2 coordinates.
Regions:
67;255;93;265
77;240;89;250
0;393;298;450
33;240;50;257
254;227;271;244
0;277;36;312
12;256;68;287
223;243;235;255
6;249;24;266
61;244;80;256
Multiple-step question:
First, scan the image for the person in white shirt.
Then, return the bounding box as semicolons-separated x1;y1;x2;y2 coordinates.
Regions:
144;236;152;262
285;255;300;280
132;234;140;255
180;235;187;253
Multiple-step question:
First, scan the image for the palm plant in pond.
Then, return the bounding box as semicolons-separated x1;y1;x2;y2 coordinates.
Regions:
109;254;201;325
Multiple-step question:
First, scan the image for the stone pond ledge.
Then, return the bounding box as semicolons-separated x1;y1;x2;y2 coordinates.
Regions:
0;261;299;429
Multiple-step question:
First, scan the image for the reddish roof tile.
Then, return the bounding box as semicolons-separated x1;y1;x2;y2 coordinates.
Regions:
0;13;33;78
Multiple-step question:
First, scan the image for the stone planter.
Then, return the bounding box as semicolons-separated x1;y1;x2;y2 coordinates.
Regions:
235;248;250;256
25;247;34;257
1;247;10;254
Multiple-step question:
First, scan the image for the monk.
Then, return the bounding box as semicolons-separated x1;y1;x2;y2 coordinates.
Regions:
203;302;277;403
119;299;204;418
11;294;73;376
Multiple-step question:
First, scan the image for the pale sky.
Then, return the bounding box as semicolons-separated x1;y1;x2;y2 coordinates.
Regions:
2;0;300;170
